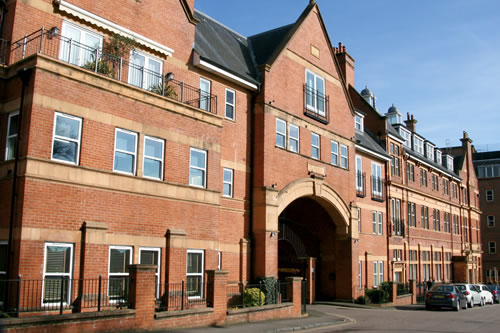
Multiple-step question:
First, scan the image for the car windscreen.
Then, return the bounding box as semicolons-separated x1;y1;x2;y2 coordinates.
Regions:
455;285;465;291
432;286;454;292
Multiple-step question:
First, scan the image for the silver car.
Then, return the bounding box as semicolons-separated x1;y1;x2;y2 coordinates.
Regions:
454;284;482;308
475;284;494;305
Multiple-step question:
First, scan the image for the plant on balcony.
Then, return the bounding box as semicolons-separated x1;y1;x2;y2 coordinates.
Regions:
103;34;136;58
149;82;179;99
81;57;115;77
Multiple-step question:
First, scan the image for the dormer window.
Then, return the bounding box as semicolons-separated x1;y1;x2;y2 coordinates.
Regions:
413;135;424;155
435;150;442;164
399;128;411;148
355;112;364;131
425;143;434;161
447;156;454;171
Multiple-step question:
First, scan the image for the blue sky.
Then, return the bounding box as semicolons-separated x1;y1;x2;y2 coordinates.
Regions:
195;0;500;151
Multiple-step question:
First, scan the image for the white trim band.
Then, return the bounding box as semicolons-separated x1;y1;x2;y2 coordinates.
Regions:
197;59;258;91
55;0;174;57
355;144;391;162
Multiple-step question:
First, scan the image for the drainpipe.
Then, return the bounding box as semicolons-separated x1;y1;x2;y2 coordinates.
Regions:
0;0;6;38
6;67;32;285
248;91;257;281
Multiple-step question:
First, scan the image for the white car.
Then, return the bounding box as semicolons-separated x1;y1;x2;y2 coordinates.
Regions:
474;284;494;305
454;284;482;308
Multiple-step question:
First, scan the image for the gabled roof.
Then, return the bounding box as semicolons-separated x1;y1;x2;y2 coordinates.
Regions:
193;10;260;85
355;129;390;161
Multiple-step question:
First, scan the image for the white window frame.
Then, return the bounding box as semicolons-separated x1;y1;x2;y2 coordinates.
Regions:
371;162;382;196
108;245;133;300
435;150;442;164
200;78;211;112
113;128;138;175
486;189;494;202
399;128;411;148
379;261;384;285
340;144;348;169
189;148;207;188
331;140;339;166
413;135;424;155
276;118;286;149
42;242;74;306
378;212;383;235
447;156;454;171
425;143;434;160
288;124;299;153
143;136;164;180
372;211;377;234
355;113;364;131
51;112;83;165
489;242;497;254
128;50;163;90
311;133;320;160
223;168;234;198
357;207;362;233
373;261;378;287
59;21;103;66
139;247;161;299
186;249;204;299
217;251;222;270
355;155;363;191
5;111;19;160
305;69;326;116
487;216;495;228
225;88;236;120
358;261;362;289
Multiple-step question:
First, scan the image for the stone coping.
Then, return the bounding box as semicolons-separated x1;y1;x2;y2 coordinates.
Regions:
227;302;293;315
155;307;214;319
0;309;135;328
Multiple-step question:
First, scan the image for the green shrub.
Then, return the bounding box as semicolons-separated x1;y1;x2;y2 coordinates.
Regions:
257;277;278;305
355;295;370;304
365;288;389;304
149;83;179;99
244;288;265;307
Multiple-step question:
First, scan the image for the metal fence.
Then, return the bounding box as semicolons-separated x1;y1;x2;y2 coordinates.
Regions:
396;282;411;296
0;275;130;316
227;280;291;308
156;281;209;312
8;28;217;113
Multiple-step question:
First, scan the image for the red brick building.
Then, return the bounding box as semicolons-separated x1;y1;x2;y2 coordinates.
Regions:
0;0;482;316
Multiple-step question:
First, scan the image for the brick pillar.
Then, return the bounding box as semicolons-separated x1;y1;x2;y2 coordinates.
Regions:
410;280;417;304
129;264;157;329
286;277;303;317
166;229;187;283
240;238;249;283
207;270;228;326
391;282;398;303
305;257;316;304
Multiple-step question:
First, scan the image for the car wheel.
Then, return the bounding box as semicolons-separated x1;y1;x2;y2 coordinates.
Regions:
462;301;467;309
469;300;473;308
480;298;484;307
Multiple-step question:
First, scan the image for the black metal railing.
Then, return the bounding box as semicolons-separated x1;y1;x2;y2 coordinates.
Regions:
396;282;411;296
371;176;385;202
303;84;329;124
156;280;209;312
226;281;291;308
392;218;405;237
8;28;217;113
356;171;366;197
0;275;130;316
0;38;9;65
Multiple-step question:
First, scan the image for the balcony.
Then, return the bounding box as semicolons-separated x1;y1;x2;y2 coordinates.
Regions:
303;84;329;124
7;28;217;113
392;219;405;237
356;171;366;197
370;176;385;202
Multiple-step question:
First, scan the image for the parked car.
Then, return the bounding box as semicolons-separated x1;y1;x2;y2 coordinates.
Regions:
425;284;467;311
454;284;482;308
474;284;494;305
487;284;500;303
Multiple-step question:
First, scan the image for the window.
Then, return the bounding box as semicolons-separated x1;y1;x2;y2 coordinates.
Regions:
436;150;442;164
393;249;402;261
305;70;326;116
276;118;286;148
143;136;164;180
43;243;73;304
129;50;162;90
378;212;383;235
5;112;19;160
288;124;299;153
373;261;378;287
477;164;500;178
371;162;382;196
357;207;362;233
487;216;495;228
139;248;160;299
443;179;449;195
311;133;320;159
452;183;458;198
432;174;439;191
425;143;434;160
359;261;363;289
340;144;348;169
372;211;377;234
433;209;440;231
391;198;402;236
355;155;363;192
444;212;450;233
399;128;411;147
421;206;429;229
113;129;137;175
108;246;132;300
187;250;204;298
453;215;460;235
489;242;497;254
331;141;339;166
420;168;427;187
200;78;211;111
225;89;235;120
52;113;83;165
355;113;364;131
408;202;416;227
446;156;454;171
372;211;382;235
217;251;222;270
391;156;400;177
223;168;233;198
486;190;494;202
60;21;103;66
464;217;469;242
406;162;415;183
379;261;384;285
413;136;424;155
189;148;207;188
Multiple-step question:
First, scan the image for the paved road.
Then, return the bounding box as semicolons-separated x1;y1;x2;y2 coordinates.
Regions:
309;303;500;333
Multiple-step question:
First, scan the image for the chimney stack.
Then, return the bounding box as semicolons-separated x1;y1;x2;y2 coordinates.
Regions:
404;113;418;132
334;42;355;88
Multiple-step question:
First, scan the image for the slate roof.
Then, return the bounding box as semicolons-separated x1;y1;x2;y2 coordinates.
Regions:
248;24;294;66
355;129;390;160
193;10;260;85
473;151;500;161
405;147;460;178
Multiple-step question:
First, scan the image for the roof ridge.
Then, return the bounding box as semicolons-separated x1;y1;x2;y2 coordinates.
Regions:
248;23;295;39
194;8;248;40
